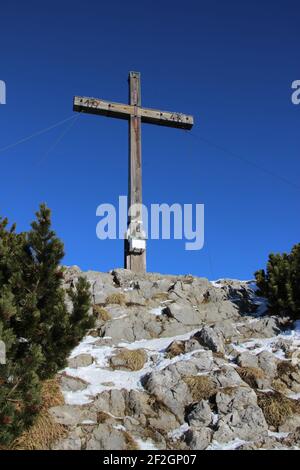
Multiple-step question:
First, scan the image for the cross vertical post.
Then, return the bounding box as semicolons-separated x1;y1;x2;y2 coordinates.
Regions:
125;72;146;273
73;71;194;274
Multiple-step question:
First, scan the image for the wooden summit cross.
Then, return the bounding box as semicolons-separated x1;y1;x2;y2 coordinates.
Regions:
73;71;194;274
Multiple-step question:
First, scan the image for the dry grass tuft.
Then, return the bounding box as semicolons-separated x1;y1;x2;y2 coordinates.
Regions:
237;366;265;389
275;361;300;391
142;424;162;446
213;351;225;359
219;386;240;395
105;292;126;305
110;348;147;371
166;340;185;358
184;375;217;401
277;361;299;378
93;305;112;321
257;390;300;429
272;378;289;393
124;432;139;450
40;379;65;409
151;292;170;302
11;379;67;450
96;411;112;423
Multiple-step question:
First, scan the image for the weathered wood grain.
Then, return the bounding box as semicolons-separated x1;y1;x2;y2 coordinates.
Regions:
73;71;194;274
73;97;194;130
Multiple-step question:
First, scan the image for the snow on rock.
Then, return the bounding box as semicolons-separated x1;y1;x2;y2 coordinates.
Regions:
52;269;300;451
135;438;158;450
149;307;163;316
62;330;203;405
118;329;200;352
168;423;189;441
207;439;247;450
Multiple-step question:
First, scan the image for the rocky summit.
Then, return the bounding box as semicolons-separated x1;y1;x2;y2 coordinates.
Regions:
49;267;300;450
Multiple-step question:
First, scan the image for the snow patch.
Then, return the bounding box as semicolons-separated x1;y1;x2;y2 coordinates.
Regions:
135;438;158;450
61;329;201;405
168;423;189;440
113;424;126;431
118;329;200;352
149;307;163;316
207;438;247;450
268;431;290;439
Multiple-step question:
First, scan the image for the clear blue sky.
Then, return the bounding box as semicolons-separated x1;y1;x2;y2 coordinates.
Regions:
0;0;299;279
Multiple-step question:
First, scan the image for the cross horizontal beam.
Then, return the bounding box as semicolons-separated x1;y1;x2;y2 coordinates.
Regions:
73;96;194;130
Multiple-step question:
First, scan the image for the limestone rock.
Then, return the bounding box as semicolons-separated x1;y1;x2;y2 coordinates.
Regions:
213;320;239;341
216;386;257;414
162;302;202;326
51;432;82;450
239;317;280;339
86;424;130;450
187;400;213;427
124;290;147;306
212;366;245;388
49;405;97;426
142;367;191;421
54;269;299;450
195;326;225;354
237;351;258;369
279;414;300;433
125;390;156;421
257;351;278;378
276;361;300;393
59;374;88;392
68;354;94;368
148;409;180;434
214;387;268;442
184;427;212;450
215;405;267;442
199;300;240;323
111;269;139;288
92;389;128;417
282;428;300;447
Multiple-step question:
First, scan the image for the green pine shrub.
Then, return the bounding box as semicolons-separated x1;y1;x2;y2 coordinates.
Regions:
255;243;300;320
0;205;94;445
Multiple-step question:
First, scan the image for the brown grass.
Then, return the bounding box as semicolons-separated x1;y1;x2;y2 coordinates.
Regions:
11;379;67;450
166;341;185;358
105;292;126;305
110;349;147;371
219;386;240;395
213;351;225;359
143;426;159;441
124;432;139;450
277;361;299;379
96;411;112;423
237;366;265;389
151;292;170;302
272;378;289;393
184;375;217;401
141;424;164;447
93;305;112;321
257;390;300;429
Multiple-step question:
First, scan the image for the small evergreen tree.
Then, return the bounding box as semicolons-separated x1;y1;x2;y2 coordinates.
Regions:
68;276;94;344
0;221;43;445
255;243;300;320
0;205;94;445
10;204;72;378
